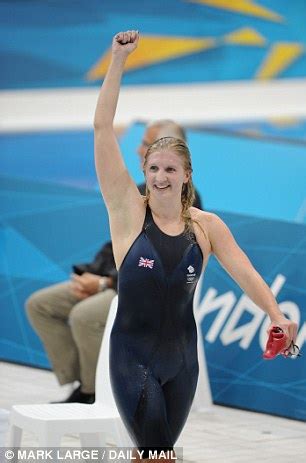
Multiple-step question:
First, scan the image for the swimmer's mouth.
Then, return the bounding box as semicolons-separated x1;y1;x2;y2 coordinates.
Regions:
154;185;170;190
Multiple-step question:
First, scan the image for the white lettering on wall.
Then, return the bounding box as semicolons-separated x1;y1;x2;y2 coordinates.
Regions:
196;288;236;343
195;273;305;352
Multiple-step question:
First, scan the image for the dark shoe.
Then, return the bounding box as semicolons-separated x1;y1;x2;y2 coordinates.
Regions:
51;386;95;404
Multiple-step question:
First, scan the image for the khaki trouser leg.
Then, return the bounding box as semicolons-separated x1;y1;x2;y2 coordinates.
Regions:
26;281;81;385
70;288;116;394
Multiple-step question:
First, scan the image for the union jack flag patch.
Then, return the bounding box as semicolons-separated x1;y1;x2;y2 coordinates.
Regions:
138;256;155;269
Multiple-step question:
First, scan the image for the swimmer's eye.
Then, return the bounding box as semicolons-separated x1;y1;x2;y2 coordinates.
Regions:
148;166;176;173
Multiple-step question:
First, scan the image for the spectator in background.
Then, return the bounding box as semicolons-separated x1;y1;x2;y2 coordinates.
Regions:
26;119;203;404
26;241;117;404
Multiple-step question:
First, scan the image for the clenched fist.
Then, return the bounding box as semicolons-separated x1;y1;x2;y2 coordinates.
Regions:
112;30;139;57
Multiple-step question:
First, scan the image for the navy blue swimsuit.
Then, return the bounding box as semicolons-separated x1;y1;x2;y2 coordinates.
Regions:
110;207;203;457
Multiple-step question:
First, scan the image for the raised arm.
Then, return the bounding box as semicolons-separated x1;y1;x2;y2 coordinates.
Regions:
94;30;141;210
207;213;298;345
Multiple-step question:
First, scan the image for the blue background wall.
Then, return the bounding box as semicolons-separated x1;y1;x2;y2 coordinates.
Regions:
1;123;306;422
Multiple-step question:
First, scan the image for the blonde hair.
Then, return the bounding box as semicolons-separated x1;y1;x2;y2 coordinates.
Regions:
143;137;206;237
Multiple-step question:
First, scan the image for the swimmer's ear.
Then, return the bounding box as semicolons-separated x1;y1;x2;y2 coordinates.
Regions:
183;170;191;183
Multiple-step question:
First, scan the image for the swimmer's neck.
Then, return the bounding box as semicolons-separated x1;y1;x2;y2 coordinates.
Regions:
148;198;183;222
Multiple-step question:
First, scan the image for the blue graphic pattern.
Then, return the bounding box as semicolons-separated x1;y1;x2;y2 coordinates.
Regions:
1;0;306;89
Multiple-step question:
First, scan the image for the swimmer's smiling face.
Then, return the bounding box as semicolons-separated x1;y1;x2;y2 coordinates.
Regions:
144;150;190;198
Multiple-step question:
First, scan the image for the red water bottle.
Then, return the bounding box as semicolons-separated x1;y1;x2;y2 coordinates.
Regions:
263;326;288;360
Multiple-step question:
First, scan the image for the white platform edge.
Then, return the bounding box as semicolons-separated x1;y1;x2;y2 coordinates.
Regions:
1;78;306;133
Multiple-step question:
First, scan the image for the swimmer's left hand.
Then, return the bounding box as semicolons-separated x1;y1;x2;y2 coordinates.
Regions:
267;315;298;349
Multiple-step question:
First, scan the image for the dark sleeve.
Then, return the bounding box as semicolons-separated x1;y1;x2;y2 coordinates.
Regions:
72;241;118;290
137;183;146;195
193;188;203;210
106;268;118;291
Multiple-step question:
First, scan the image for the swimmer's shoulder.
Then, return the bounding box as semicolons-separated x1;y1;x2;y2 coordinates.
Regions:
189;207;224;257
189;207;220;229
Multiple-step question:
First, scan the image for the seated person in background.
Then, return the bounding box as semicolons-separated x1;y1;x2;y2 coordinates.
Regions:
26;119;202;404
26;241;117;404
